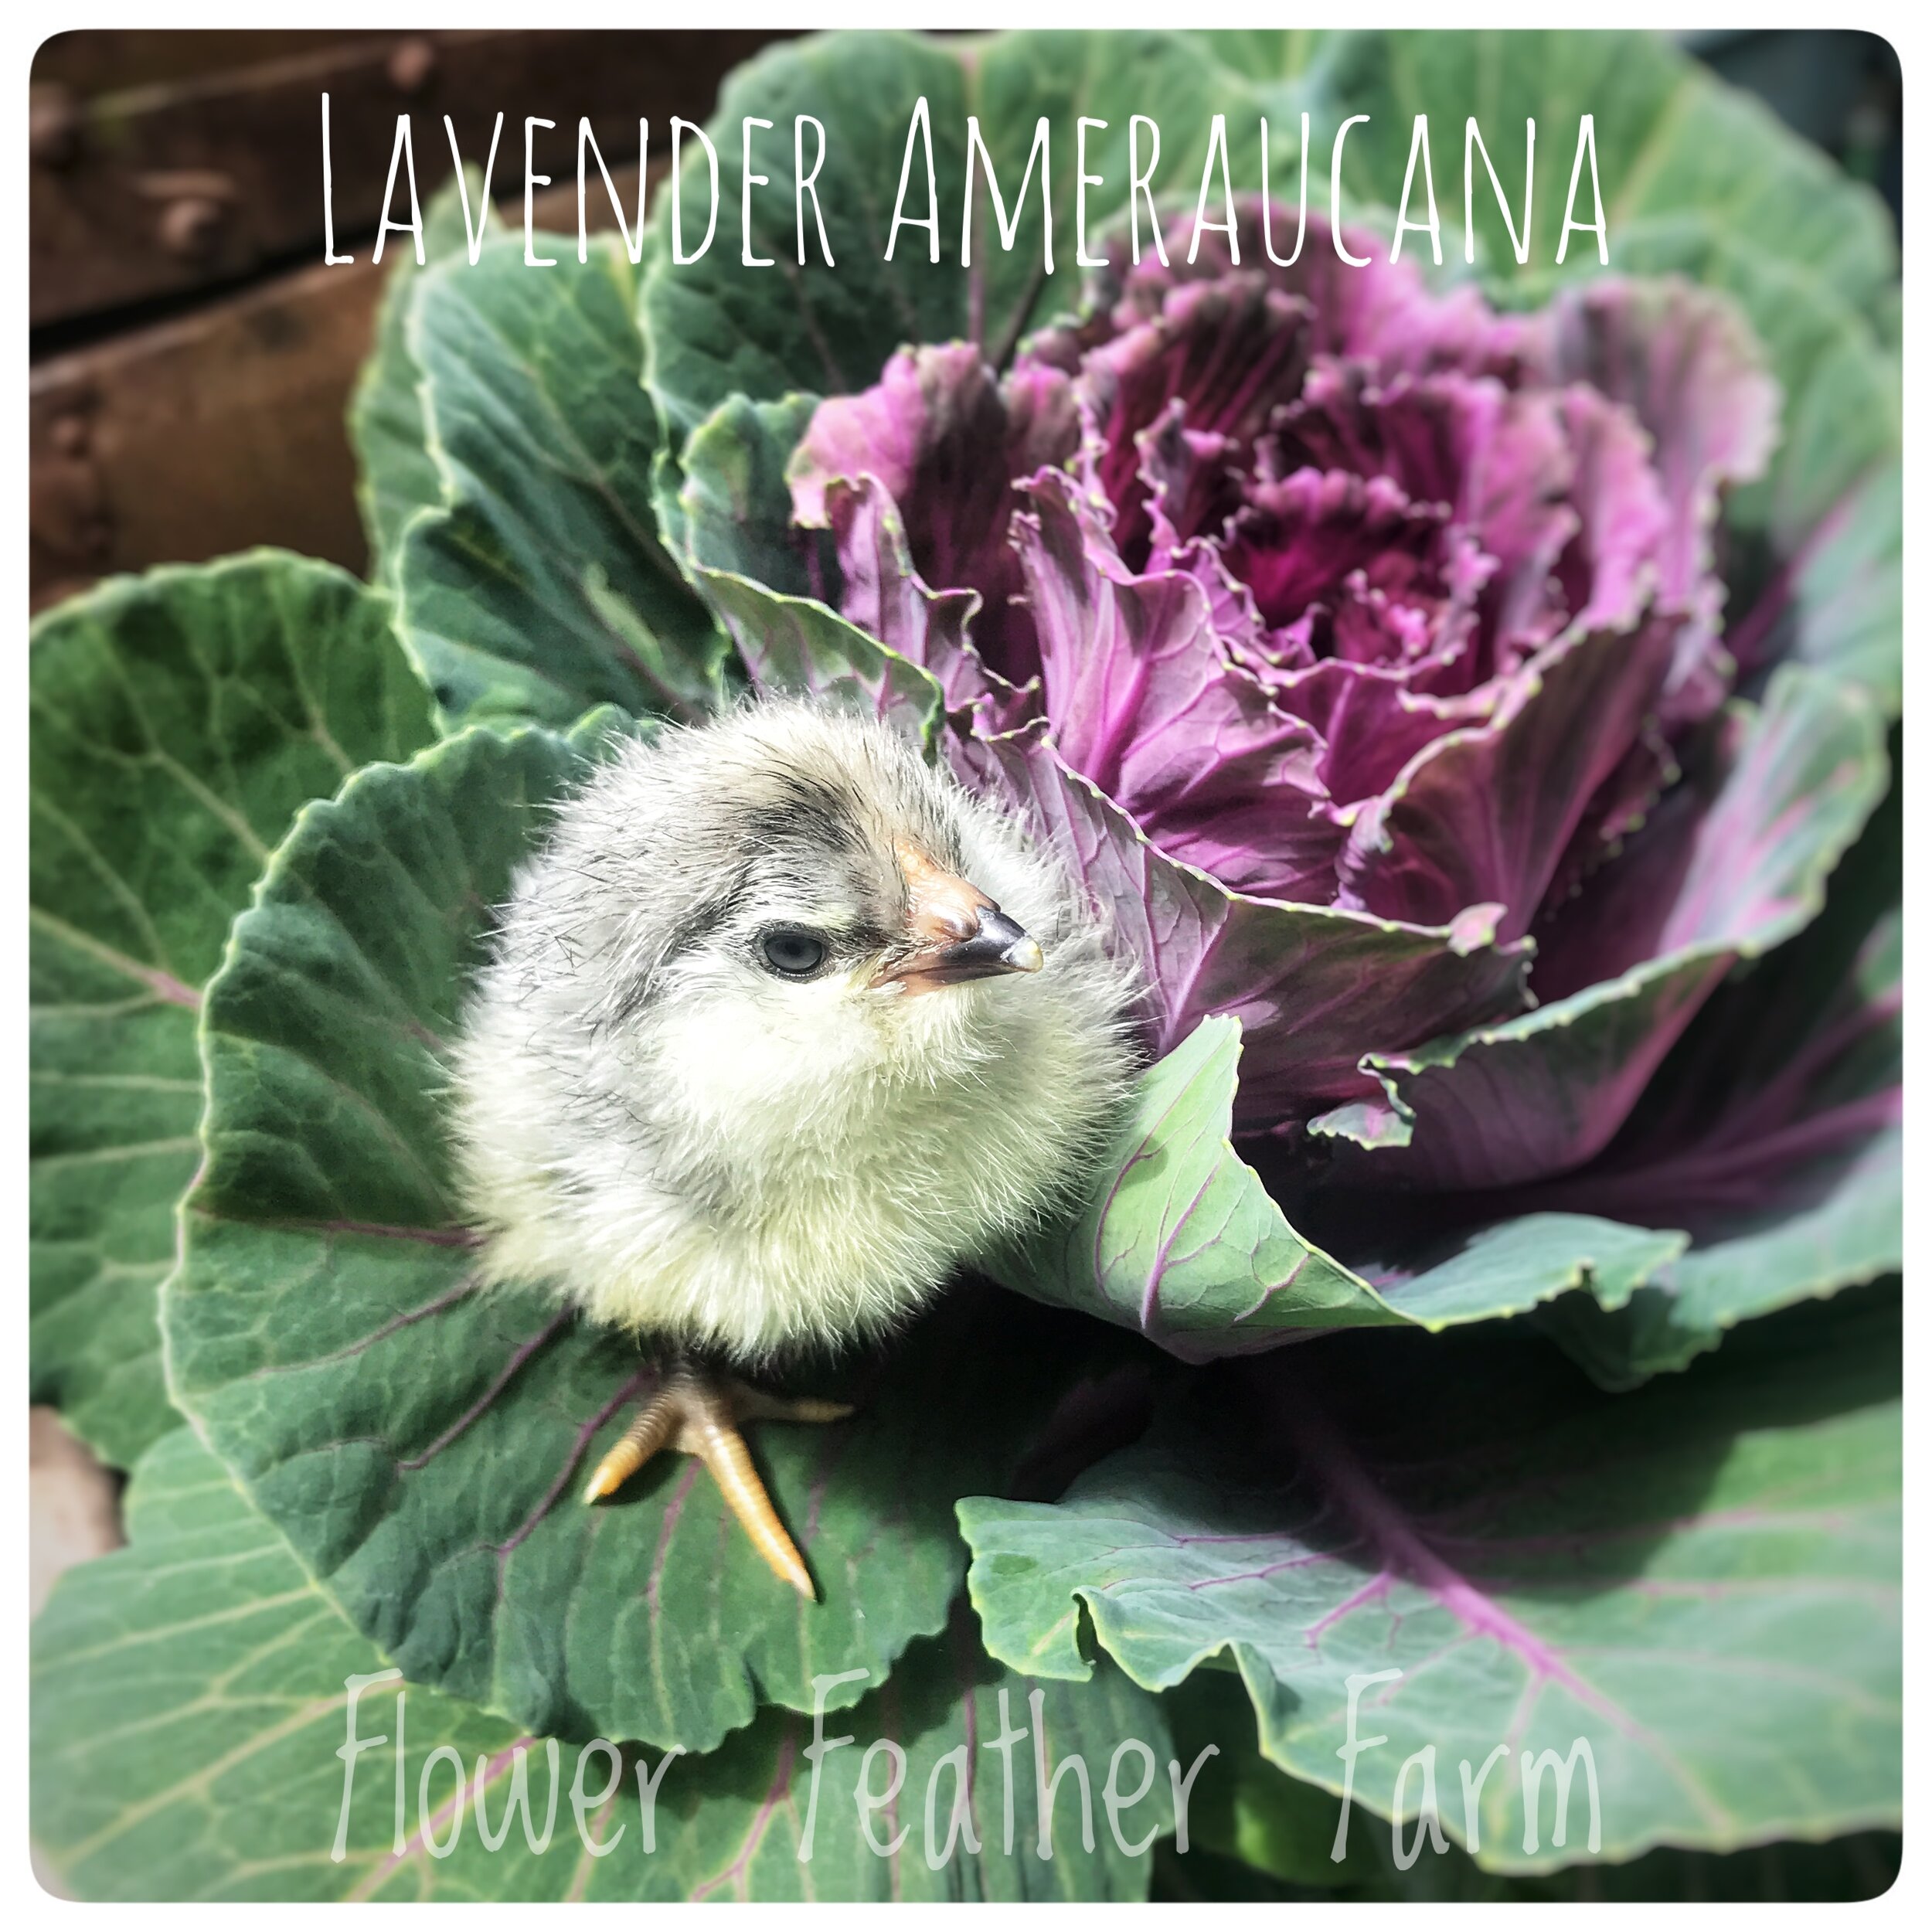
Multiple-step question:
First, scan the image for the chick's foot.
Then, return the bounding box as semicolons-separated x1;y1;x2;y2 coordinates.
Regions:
583;1367;852;1599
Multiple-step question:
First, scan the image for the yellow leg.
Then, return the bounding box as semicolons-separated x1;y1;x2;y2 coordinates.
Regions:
584;1368;854;1600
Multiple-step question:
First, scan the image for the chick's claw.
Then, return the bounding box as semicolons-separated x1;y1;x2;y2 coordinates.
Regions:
583;1368;854;1600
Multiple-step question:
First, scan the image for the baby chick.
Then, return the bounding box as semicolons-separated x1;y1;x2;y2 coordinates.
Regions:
450;699;1133;1596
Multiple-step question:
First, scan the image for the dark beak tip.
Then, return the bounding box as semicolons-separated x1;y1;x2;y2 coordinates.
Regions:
932;906;1044;983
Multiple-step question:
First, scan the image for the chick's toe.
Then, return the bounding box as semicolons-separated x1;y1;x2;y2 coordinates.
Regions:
584;1366;853;1600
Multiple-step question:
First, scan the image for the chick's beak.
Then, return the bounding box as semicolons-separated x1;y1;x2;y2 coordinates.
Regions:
875;838;1045;994
925;905;1044;985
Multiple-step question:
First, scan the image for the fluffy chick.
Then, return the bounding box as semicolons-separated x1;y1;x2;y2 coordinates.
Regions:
449;699;1134;1592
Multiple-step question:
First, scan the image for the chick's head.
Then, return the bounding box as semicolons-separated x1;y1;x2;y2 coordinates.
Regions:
452;701;1136;1358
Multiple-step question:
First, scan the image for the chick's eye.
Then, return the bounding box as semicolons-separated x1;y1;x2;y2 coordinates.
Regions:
757;927;829;979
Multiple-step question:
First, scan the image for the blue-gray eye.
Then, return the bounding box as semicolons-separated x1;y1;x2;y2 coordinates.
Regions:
757;928;828;978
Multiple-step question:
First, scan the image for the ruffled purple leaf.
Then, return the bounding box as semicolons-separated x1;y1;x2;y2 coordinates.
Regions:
951;724;1531;1131
1337;611;1682;940
1532;276;1780;611
789;342;1077;682
1253;649;1497;815
817;474;1038;732
1215;463;1452;650
1314;665;1886;1188
1530;277;1781;730
1014;472;1339;901
1055;274;1312;566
